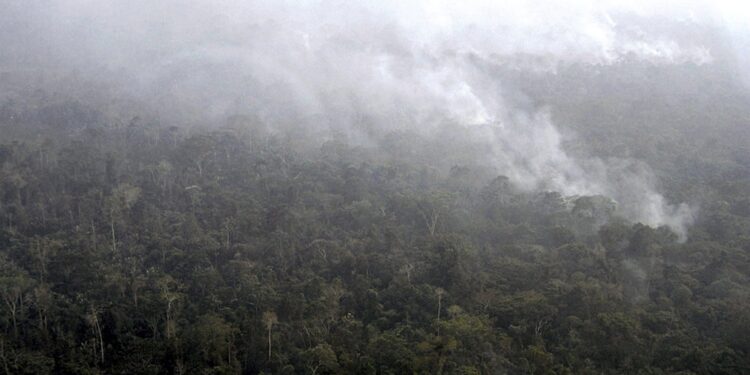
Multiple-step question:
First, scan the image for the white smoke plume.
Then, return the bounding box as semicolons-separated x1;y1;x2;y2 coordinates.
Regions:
3;0;742;239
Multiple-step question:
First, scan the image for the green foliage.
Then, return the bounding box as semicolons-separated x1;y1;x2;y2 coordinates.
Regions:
0;96;749;374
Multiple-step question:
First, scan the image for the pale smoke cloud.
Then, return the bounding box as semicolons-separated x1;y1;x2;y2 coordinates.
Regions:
3;0;726;238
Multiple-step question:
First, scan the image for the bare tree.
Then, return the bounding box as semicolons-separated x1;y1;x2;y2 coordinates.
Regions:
86;306;105;364
435;287;446;335
262;311;278;361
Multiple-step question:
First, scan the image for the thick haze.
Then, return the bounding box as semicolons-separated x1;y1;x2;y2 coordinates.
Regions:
2;0;748;239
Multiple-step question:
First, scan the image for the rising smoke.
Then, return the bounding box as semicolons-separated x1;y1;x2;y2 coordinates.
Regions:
2;0;746;239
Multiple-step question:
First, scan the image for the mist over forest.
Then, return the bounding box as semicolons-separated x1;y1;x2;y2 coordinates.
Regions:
1;1;750;374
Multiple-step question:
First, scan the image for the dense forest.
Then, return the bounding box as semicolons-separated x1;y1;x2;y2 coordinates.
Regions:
2;62;750;374
3;1;750;374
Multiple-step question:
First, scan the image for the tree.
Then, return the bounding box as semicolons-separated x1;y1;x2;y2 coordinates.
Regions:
104;183;141;253
85;305;105;365
157;276;182;340
303;343;340;375
368;332;415;375
436;287;446;334
262;311;278;362
0;256;34;339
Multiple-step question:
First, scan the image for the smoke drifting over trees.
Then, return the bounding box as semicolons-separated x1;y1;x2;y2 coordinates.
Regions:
3;0;746;237
1;1;750;373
